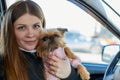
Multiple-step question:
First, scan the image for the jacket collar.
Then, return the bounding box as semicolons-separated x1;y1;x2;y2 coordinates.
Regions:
19;47;36;54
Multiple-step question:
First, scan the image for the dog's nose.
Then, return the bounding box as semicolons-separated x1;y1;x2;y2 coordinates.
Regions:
50;36;55;42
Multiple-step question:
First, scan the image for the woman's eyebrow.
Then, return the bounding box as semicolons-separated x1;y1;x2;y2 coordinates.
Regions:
34;22;41;25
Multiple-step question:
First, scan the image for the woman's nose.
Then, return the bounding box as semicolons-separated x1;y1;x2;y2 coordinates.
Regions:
27;28;35;37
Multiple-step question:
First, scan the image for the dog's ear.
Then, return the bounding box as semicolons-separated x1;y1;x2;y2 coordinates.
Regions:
57;28;68;34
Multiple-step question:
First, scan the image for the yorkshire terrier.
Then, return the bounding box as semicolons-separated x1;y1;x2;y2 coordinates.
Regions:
37;28;90;80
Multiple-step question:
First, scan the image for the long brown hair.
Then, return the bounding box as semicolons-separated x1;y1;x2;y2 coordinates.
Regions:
0;1;46;80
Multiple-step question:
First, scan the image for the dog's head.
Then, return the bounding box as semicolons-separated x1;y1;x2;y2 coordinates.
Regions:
37;28;68;57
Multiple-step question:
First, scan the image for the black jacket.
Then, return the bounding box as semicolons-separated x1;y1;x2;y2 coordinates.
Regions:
0;51;81;80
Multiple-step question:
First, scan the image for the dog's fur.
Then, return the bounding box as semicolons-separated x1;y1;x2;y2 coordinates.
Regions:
37;28;90;80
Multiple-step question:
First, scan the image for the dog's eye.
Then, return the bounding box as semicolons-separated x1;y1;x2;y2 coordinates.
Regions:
54;34;59;37
42;36;49;41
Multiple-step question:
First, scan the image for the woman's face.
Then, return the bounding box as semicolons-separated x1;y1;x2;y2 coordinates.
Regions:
14;13;42;51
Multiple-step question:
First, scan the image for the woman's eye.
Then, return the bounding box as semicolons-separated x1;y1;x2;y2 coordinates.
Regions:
33;24;40;29
18;25;25;30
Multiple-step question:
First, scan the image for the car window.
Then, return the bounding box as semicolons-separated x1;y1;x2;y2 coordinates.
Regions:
31;0;120;64
103;0;120;15
0;0;3;20
0;1;2;21
6;0;120;64
0;0;6;30
102;0;120;31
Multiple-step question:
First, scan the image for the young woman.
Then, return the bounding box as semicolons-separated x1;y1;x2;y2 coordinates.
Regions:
0;1;81;80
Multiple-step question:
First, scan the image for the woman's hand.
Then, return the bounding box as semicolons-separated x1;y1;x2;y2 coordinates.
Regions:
45;47;71;79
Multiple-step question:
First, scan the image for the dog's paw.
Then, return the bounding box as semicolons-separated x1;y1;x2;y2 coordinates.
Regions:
77;65;90;80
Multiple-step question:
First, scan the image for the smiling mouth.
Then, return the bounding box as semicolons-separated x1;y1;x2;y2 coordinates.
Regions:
25;40;36;45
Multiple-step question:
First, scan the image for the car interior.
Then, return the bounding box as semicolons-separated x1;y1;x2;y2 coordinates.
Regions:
1;0;120;80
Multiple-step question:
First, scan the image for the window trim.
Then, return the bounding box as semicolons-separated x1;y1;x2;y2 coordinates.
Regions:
0;0;7;16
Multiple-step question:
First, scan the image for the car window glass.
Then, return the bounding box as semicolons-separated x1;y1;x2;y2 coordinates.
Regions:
0;2;1;15
0;0;3;21
103;0;120;15
32;0;120;64
5;0;17;8
101;0;120;31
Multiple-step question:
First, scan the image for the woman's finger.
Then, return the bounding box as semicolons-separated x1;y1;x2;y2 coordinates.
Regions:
48;55;60;62
46;57;58;67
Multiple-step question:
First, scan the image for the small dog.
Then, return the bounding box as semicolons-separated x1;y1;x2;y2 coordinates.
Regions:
37;28;90;80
